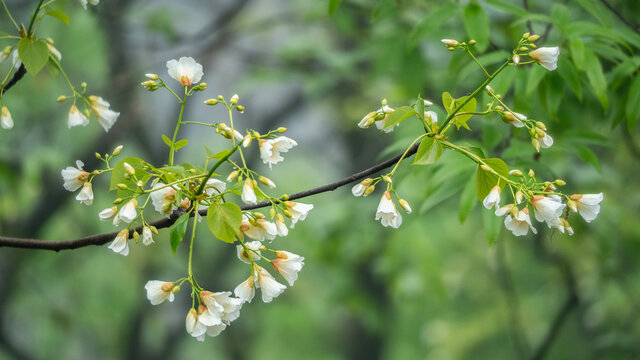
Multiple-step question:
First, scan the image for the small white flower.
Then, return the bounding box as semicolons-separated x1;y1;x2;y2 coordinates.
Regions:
75;182;94;205
529;46;560;71
272;251;305;286
144;280;175;305
441;39;459;46
503;111;526;128
98;206;117;221
540;133;553;148
532;195;565;223
108;229;129;256
166;57;204;87
495;204;513;217
375;105;396;133
89;96;120;132
284;201;314;228
186;308;208;341
425;110;438;126
200;291;243;325
234;276;256;303
570;193;603;222
352;183;366;197
67;105;89;128
241;180;257;205
189;306;227;341
483;185;501;210
236;240;262;264
357;112;376;129
255;266;286;303
259;136;298;168
546;217;574;235
375;191;402;228
1;106;13;129
118;199;138;224
78;0;99;9
61;160;89;192
240;217;277;242
142;226;154;245
275;214;289;237
504;208;537;236
150;183;177;216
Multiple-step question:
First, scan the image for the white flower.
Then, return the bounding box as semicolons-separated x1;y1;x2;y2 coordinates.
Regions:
144;280;175;305
441;39;459;46
108;229;129;256
504;208;537;236
67;105;89;128
358;112;375;128
241;180;257;205
482;185;501;210
200;291;243;325
78;0;99;9
570;193;603;222
150;183;177;216
89;96;120;132
166;57;204;87
424;99;433;106
236;240;262;264
98;206;117;221
118;199;138;223
375;105;396;133
61;160;89;191
495;204;513;217
1;106;13;129
284;201;314;228
259;136;298;168
425;110;438;126
186;308;208;341
529;46;560;71
255;267;286;303
272;251;304;286
240;217;277;242
375;191;402;228
47;43;61;62
546;217;574;235
275;214;288;237
532;195;565;223
187;306;227;341
75;182;94;205
540;133;553;148
142;226;154;245
503;111;526;128
234;276;256;303
352;183;366;197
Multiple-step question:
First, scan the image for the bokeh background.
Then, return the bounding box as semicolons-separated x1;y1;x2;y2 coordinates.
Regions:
1;0;639;359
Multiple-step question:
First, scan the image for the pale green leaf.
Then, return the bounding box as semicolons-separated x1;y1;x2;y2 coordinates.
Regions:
207;203;242;243
17;38;49;76
170;213;189;254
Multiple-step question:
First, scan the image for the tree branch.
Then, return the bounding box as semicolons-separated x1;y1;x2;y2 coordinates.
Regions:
0;64;26;96
599;0;640;34
0;142;420;251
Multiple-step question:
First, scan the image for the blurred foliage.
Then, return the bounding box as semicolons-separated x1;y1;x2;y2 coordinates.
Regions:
1;0;639;359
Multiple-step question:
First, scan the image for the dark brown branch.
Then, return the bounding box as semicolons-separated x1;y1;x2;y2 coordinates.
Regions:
0;142;420;251
0;65;26;95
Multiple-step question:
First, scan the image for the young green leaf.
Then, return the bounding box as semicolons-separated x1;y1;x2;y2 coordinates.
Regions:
474;158;509;200
162;135;173;148
452;96;477;130
584;49;608;109
207;203;242;243
482;206;502;246
459;176;478;223
45;10;70;25
170;213;190;254
383;106;417;129
174;139;189;150
442;92;454;113
412;138;443;165
17;38;49;76
109;157;148;191
329;0;341;15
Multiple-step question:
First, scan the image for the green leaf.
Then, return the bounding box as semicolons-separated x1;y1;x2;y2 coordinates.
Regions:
174;139;188;150
408;3;459;48
474;158;509;201
583;49;608;109
550;4;571;34
442;92;454;113
383;106;417;130
17;38;49;76
45;10;70;25
328;0;341;15
170;213;190;254
557;56;582;100
414;95;425;120
451;96;477;130
626;74;640;130
412;138;443;165
525;65;547;97
463;3;490;52
571;144;601;172
207;202;242;243
109;157;148;191
482;207;502;245
211;149;231;160
459;176;477;223
162;134;173;147
569;38;585;71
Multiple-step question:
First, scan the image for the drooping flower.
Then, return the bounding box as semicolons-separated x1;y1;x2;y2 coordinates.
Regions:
61;160;89;192
89;96;120;132
352;178;373;197
259;136;298;168
241;179;257;205
236;240;262;264
272;251;305;286
1;106;13;129
284;201;314;228
240;217;277;242
142;226;154;245
540;133;553;148
275;214;288;237
67;105;89;128
144;280;175;305
255;266;286;303
357;111;376;129
234;276;256;303
118;199;138;223
150;183;177;216
200;291;243;325
98;206;117;221
108;229;129;256
166;57;204;87
569;193;603;222
375;191;402;228
188;306;227;341
186;308;208;341
529;47;560;71
546;217;574;235
375;105;397;133
78;0;99;9
76;182;94;205
504;208;537;236
502;111;526;128
531;195;565;223
483;186;501;210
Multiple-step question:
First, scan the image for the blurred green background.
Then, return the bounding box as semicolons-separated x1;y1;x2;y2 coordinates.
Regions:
1;0;639;359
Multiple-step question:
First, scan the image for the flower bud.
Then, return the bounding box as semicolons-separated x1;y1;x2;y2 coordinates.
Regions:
113;198;124;204
117;183;128;190
269;208;276;218
523;32;531;38
283;209;293;218
150;226;159;235
133;231;140;243
509;169;523;177
554;179;566;186
145;73;159;80
254;212;265;219
236;105;245;113
141;80;158;90
112;145;123;156
56;95;67;102
441;39;459;47
535;121;546;130
515;191;524;204
95;152;102;159
204;98;219;106
227;170;239;181
485;85;494;94
124;162;135;176
218;94;224;100
381;98;388;105
360;178;373;187
469;39;476;45
535;128;545;138
193;82;207;91
242;135;252;148
83;108;91;118
567;199;577;212
277;127;287;133
398;199;412;213
528;169;535;177
81;82;87;89
382;175;392;184
259;176;276;188
495;105;504;112
230;94;239;105
528;35;540;42
180;199;191;209
513;54;520;65
519;46;529;52
532;138;540;152
364;185;376;196
172;285;181;294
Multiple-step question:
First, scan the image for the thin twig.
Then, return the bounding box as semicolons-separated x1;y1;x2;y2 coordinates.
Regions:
0;64;26;95
0;142;420;251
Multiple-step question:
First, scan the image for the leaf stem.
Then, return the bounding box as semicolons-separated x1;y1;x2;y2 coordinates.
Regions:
1;0;20;32
168;87;187;166
195;143;242;196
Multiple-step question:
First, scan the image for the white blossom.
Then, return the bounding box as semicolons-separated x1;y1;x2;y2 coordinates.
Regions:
532;195;565;223
234;276;256;303
540;133;554;148
240;217;277;242
1;106;13;129
166;57;204;87
89;96;120;132
259;136;298;168
78;0;99;9
200;291;243;325
61;160;89;192
425;110;438;126
75;182;94;205
144;280;175;305
142;226;154;245
67;105;89;128
375;191;402;228
482;185;501;210
529;47;560;71
504;111;526;128
236;240;262;264
570;193;603;222
185;308;208;341
504;208;537;236
255;266;286;303
150;183;177;216
108;229;129;256
374;105;396;133
241;180;257;205
284;201;314;228
352;183;366;197
357;112;376;129
98;206;117;221
118;199;138;224
275;214;289;236
272;251;305;286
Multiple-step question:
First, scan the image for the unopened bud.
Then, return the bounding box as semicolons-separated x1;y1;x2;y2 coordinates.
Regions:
495;106;504;112
535;128;545;138
281;194;290;201
81;82;87;89
381;98;388;105
117;183;128;190
204;98;218;106
277;127;287;133
112;145;123;156
535;121;546;130
469;39;476;45
364;185;376;196
513;54;520;65
236;105;245;113
242;135;252;148
269;208;276;218
515;191;524;204
509;169;523;177
259;176;276;188
113;198;124;204
124;162;135;176
145;73;158;80
83;109;91;118
441;39;459;47
519;46;529;52
398;199;412;213
95;152;102;159
283;209;293;218
382;175;392;184
56;95;67;102
193;82;207;91
137;180;144;187
485;85;494;94
150;226;159;235
230;94;239;105
180;199;191;209
254;212;265;219
172;285;181;294
532;138;540;152
218;94;224;100
528;35;540;42
133;231;140;243
276;213;285;223
141;80;157;90
360;178;373;187
529;43;537;48
554;179;566;186
528;169;535;177
227;170;239;181
567;199;577;212
523;32;530;38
